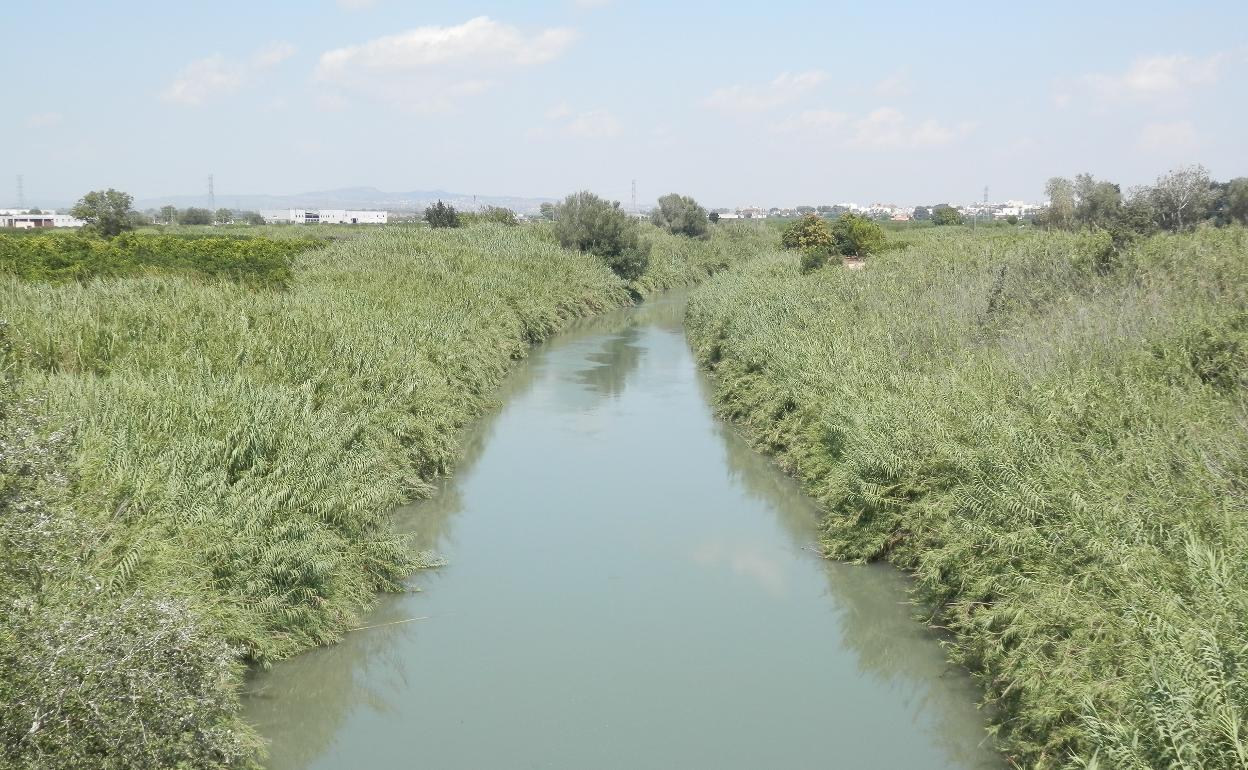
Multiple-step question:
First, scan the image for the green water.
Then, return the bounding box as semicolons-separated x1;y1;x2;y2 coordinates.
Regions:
244;293;999;769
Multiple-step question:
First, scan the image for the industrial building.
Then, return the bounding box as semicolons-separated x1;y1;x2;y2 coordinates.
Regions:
0;209;85;229
261;209;388;225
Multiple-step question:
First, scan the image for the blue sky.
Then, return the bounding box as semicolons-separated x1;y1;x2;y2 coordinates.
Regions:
4;0;1245;208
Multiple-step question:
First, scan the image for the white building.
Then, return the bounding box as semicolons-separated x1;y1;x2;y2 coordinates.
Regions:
260;209;388;225
0;209;84;229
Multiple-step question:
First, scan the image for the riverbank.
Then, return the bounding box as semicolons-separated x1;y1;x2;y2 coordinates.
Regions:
0;222;769;769
685;226;1248;767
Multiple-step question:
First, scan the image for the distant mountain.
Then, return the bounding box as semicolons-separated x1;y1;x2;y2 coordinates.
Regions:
132;187;557;215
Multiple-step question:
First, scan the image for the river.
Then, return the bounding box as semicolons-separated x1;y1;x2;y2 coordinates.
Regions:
244;292;999;769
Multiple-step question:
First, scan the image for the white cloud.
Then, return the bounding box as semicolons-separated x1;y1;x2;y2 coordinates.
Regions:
849;107;974;149
564;109;621;138
772;106;973;150
772;109;847;133
315;17;576;112
1136;120;1199;153
874;71;912;98
1084;53;1227;99
704;70;828;114
25;112;63;129
163;42;296;105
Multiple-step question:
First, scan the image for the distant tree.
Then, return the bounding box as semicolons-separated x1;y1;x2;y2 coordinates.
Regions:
552;190;650;280
159;205;178;225
126;210;153;227
912;206;931;221
708;211;720;224
1073;174;1124;229
243;211;266;226
425;200;461;228
539;202;557;221
781;214;834;251
213;208;233;225
178;207;213;225
931;204;963;226
479;206;518;226
1044;177;1076;229
1005;215;1019;226
70;188;135;237
1150;164;1213;232
795;205;816;215
830;213;886;257
651;193;709;238
1227;178;1248;225
27;208;42;215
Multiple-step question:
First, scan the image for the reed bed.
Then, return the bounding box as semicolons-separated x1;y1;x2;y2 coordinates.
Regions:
686;225;1248;768
0;222;759;769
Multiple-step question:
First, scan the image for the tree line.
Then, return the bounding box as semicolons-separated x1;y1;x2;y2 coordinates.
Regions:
1039;165;1247;234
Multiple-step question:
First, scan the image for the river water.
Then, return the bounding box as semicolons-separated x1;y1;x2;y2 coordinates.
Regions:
244;293;999;769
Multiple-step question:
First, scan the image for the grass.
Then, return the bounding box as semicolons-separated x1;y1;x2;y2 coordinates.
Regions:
0;220;763;769
685;225;1248;768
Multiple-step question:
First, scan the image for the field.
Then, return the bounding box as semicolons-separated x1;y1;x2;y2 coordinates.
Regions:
686;225;1248;767
0;221;768;769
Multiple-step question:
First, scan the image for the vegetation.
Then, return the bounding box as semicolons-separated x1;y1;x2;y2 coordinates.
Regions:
780;213;834;251
0;212;768;768
687;224;1248;768
179;207;214;226
931;203;963;226
424;200;461;228
0;231;317;288
782;212;888;271
461;206;518;227
70;189;136;237
651;193;709;238
552;190;650;281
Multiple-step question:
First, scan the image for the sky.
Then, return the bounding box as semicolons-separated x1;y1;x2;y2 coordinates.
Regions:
3;0;1246;209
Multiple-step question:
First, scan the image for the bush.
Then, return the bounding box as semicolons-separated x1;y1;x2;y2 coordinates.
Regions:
424;200;461;228
799;244;842;273
179;208;214;226
931;204;963;226
830;213;886;257
651;193;709;238
780;214;834;251
552;191;651;280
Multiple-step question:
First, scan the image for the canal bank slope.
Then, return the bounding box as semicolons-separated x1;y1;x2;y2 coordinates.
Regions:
685;226;1248;768
0;222;770;770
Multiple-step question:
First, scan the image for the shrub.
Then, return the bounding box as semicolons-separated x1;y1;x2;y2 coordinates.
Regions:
830;213;886;257
424;200;461;228
552;191;651;280
780;214;834;251
179;208;214;226
931;204;963;226
651;193;709;238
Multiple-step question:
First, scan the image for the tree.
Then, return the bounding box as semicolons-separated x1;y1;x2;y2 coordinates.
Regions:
178;207;213;225
243;211;266;226
912;206;931;221
70;188;135;237
651;193;709;238
479;206;518;226
159;205;178;225
1074;173;1123;229
213;208;233;225
27;208;42;215
830;213;886;257
1227;178;1248;225
1150;165;1213;232
1005;215;1019;226
931;204;962;226
1044;177;1076;229
781;214;834;251
539;202;557;221
708;211;720;224
552;190;650;280
425;200;460;228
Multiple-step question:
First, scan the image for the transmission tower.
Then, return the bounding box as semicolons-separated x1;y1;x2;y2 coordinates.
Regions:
208;174;215;211
983;185;989;205
16;175;24;209
631;179;637;214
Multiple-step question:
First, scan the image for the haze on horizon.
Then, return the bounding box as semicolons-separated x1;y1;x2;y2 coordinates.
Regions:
3;0;1245;209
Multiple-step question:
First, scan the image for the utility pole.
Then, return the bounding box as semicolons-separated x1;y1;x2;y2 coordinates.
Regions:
208;174;215;211
631;179;637;215
16;175;24;209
